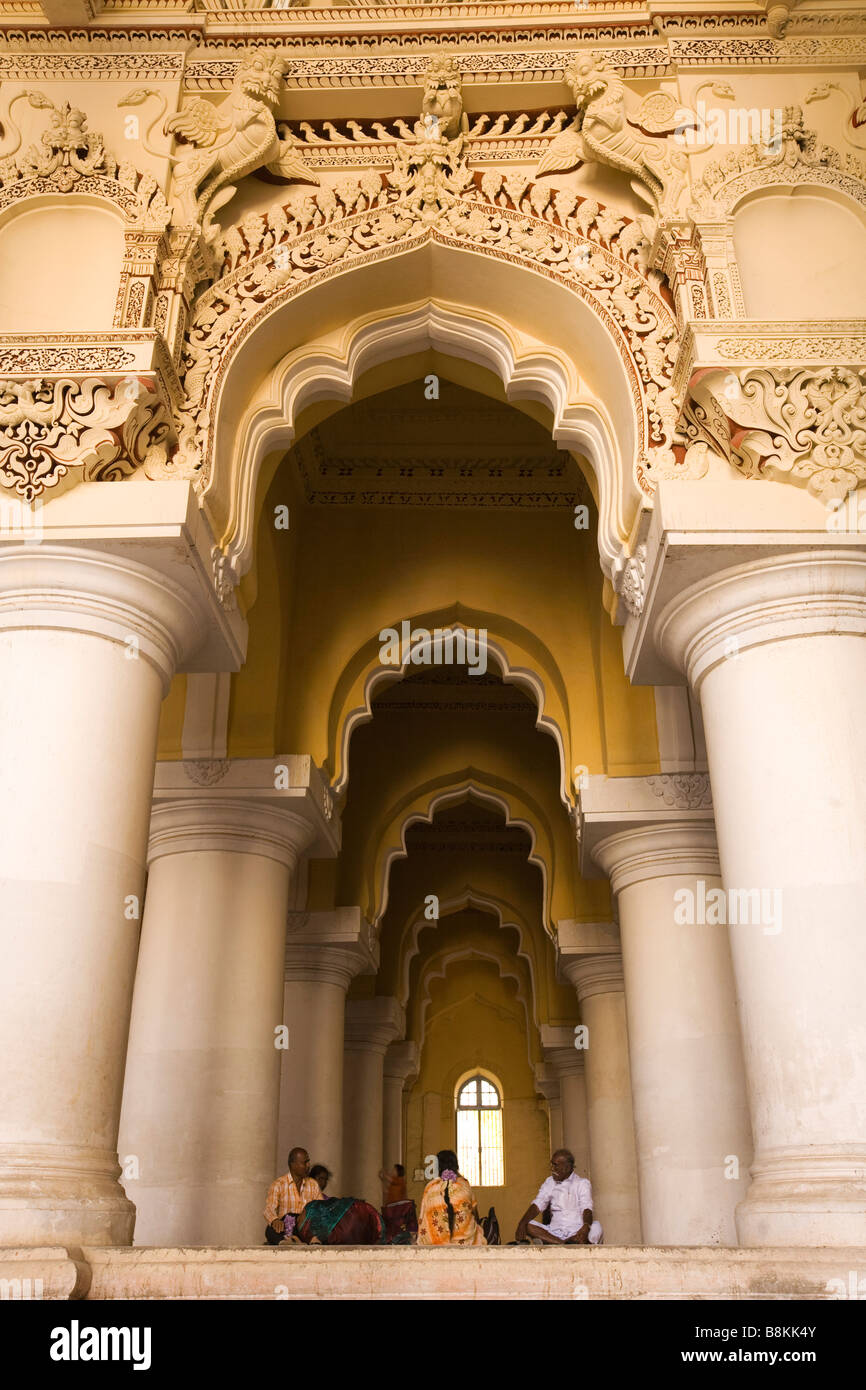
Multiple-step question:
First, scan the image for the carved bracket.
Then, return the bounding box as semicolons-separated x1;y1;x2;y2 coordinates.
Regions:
689;364;866;502
0;375;181;501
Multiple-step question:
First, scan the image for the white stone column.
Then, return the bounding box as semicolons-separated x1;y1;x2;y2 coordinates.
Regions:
551;1053;590;1179
0;532;238;1247
382;1041;419;1171
119;764;333;1247
342;998;404;1204
582;803;752;1247
559;951;642;1244
654;548;866;1245
533;1065;563;1154
539;1025;591;1177
279;909;377;1184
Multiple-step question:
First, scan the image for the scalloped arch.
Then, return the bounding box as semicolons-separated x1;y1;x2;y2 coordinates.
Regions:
187;187;677;592
217;298;630;584
331;621;572;807
396;887;540;1012
370;778;554;931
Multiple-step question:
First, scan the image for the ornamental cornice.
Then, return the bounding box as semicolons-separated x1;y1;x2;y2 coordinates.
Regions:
153;753;340;856
0;50;190;80
0;333;182;403
184;47;672;91
575;772;716;878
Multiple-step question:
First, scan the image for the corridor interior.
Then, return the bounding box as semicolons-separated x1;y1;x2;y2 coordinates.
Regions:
154;363;665;1240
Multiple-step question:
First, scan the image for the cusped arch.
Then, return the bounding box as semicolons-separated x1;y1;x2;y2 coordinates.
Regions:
413;945;536;1064
222;299;626;581
182;177;678;590
396;887;540;1013
371;778;554;931
331;618;573;808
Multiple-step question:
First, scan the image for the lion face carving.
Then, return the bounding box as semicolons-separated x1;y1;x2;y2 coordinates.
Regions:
421;54;466;141
237;53;287;109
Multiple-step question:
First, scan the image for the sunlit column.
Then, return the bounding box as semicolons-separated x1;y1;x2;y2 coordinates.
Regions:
382;1041;419;1171
280;909;377;1185
559;951;642;1244
655;548;866;1245
589;818;752;1246
120;761;335;1246
342;998;405;1204
0;537;234;1247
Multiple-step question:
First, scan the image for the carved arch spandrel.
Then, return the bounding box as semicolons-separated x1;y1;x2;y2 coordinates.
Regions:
180;176;680;594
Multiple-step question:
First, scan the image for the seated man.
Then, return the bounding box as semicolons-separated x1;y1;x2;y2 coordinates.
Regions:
264;1146;322;1244
515;1148;604;1245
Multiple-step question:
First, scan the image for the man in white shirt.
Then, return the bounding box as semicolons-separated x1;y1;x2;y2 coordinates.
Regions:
515;1149;604;1244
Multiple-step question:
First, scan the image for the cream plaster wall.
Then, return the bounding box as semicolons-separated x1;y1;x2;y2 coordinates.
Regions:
0;203;123;331
734;193;866;319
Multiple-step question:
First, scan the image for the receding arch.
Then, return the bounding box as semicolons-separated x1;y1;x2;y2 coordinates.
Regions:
416;950;535;1068
396;888;540;1013
331;618;573;809
371;779;553;931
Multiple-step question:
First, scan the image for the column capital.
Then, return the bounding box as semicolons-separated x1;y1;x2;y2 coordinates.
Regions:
593;823;720;894
284;908;378;988
533;1061;561;1105
0;544;205;693
344;997;405;1055
149;755;340;862
656;550;866;693
383;1039;420;1087
0;483;245;675
560;952;625;1001
620;478;866;688
545;1047;585;1081
575;774;717;885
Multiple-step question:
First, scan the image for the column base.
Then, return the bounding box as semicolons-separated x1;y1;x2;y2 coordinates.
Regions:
737;1147;866;1248
0;1144;135;1247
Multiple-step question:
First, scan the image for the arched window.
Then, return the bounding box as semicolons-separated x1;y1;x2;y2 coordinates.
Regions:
456;1073;504;1186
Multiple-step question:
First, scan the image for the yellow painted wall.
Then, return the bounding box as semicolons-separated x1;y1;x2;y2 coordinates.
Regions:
405;958;552;1240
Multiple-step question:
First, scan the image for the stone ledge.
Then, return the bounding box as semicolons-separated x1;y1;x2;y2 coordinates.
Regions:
2;1245;862;1301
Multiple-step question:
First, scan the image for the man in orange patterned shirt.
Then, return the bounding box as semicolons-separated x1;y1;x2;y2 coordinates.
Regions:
264;1147;322;1241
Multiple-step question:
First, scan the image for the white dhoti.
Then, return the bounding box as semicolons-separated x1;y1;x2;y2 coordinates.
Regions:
528;1216;603;1244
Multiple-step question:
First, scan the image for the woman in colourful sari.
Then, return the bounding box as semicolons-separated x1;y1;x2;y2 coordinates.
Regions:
417;1149;487;1246
295;1195;383;1245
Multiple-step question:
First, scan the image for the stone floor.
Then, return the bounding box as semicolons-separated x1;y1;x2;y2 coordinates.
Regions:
3;1244;864;1300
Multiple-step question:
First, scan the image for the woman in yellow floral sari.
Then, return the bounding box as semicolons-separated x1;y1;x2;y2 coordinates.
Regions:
417;1149;487;1246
